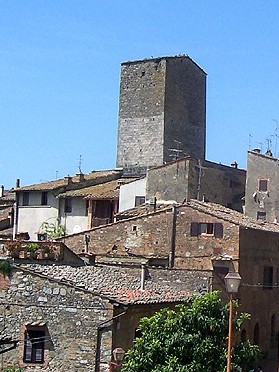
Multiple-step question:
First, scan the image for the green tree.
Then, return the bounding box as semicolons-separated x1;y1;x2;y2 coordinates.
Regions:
121;292;260;372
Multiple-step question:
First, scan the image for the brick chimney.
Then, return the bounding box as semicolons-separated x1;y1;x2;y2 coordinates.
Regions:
64;176;73;186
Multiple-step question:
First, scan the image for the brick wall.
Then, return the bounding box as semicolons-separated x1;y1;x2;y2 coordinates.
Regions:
63;204;240;271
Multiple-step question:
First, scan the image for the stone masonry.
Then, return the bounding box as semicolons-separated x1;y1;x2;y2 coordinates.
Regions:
116;56;206;170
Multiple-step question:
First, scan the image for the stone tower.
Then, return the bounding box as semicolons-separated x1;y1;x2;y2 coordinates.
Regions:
116;55;207;172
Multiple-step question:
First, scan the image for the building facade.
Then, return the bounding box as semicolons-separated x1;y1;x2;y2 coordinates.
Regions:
116;56;206;170
0;260;208;371
245;149;279;222
61;200;279;369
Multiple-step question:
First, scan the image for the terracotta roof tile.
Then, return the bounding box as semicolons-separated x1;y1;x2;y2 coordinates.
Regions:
58;178;137;199
14;263;210;305
14;170;122;192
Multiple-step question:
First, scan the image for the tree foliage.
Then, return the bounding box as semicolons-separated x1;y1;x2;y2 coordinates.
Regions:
121;292;260;372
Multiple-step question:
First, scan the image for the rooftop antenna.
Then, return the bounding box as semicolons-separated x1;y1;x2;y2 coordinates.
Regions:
169;140;182;161
55;171;58;179
78;155;83;173
248;134;252;150
273;119;279;157
266;137;272;151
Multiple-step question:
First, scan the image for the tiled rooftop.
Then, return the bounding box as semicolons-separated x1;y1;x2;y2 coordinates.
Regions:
14;170;122;192
117;199;279;234
187;199;279;233
14;263;210;305
58;178;137;199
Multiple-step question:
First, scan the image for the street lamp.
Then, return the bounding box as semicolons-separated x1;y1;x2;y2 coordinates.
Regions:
224;272;242;372
109;347;125;371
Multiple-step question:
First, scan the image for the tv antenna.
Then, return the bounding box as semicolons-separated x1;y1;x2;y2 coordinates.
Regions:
78;155;83;173
248;133;252;150
273;119;279;157
169;140;183;160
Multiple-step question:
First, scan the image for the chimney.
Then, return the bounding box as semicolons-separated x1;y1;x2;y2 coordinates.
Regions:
64;176;73;186
16;179;20;188
0;185;4;197
231;161;238;169
76;172;85;182
140;263;146;291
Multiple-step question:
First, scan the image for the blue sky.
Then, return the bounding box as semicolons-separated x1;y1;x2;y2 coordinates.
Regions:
2;1;279;188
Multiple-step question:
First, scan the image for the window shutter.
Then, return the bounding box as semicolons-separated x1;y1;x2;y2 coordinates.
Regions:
24;331;32;362
214;223;223;238
190;222;199;237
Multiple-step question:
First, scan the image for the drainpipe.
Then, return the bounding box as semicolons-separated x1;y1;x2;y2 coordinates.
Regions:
168;205;177;268
140;263;146;291
95;308;128;372
13;180;20;240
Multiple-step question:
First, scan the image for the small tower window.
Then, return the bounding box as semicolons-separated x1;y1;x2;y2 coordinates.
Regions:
259;179;268;192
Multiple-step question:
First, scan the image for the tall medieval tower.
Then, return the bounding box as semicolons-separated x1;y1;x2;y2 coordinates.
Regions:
116;55;207;171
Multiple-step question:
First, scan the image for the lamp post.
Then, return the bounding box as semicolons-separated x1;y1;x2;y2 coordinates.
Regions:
109;347;125;371
224;272;242;372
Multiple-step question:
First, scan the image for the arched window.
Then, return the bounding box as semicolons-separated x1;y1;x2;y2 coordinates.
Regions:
254;323;260;345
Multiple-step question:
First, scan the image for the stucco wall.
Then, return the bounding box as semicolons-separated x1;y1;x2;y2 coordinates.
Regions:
245;150;279;222
119;178;147;212
17;206;58;240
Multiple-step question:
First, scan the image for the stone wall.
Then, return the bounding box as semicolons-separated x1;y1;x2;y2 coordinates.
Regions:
146;157;246;211
116;56;206;169
164;57;206;161
63;204;240;271
0;268;113;371
239;227;279;355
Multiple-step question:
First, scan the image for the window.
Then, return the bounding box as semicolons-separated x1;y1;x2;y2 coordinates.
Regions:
254;323;260;345
257;211;266;221
22;192;30;206
271;314;276;347
23;329;45;363
135;196;145;207
37;233;47;241
64;198;72;213
85;200;89;216
259;179;268;192
41;192;48;206
263;266;273;290
190;222;223;238
200;223;213;234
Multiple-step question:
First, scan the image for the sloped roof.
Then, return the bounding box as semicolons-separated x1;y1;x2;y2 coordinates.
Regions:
187;200;279;233
117;199;279;234
14;170;122;192
0;206;12;220
58;178;137;199
0;190;15;204
14;263;210;305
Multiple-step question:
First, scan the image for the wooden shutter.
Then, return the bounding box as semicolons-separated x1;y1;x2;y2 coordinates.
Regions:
214;223;223;238
190;222;199;236
23;331;32;362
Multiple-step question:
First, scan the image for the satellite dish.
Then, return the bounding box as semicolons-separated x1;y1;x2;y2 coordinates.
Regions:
73;225;81;234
